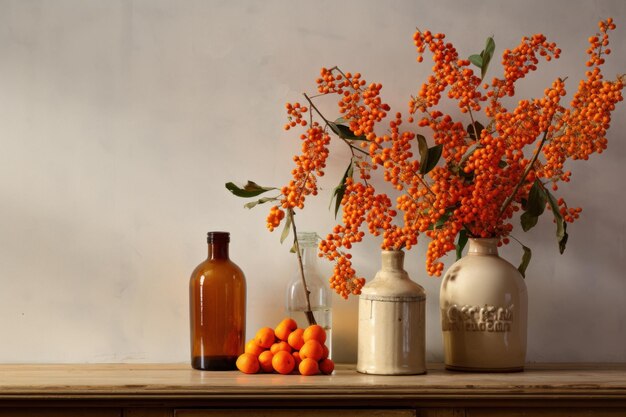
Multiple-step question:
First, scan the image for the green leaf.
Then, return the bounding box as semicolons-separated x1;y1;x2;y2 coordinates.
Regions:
481;37;495;79
517;244;532;278
484;36;496;57
420;144;443;175
469;37;496;79
455;229;469;260
459;169;475;181
467;121;485;141
525;180;547;217
280;210;293;244
417;134;429;171
225;181;276;198
244;197;275;209
520;211;539;232
559;223;569;254
459;143;480;167
329;162;354;219
328;122;367;141
546;189;568;254
469;54;483;68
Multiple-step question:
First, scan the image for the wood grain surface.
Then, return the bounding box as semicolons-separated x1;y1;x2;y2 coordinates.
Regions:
0;363;625;401
174;411;416;417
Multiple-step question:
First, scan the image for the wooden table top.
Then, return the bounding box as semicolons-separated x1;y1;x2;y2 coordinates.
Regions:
0;363;625;401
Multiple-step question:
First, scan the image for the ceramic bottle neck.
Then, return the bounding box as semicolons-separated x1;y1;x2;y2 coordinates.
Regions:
467;238;499;255
381;250;405;271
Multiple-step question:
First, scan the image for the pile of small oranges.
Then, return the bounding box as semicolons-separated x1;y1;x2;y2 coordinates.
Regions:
236;318;334;376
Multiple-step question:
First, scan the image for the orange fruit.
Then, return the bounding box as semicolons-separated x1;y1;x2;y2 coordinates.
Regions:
292;351;302;367
236;353;260;374
319;358;335;375
270;341;292;354
303;324;326;345
287;328;305;350
272;350;295;375
244;339;265;357
275;318;298;341
255;327;276;349
321;344;329;360
299;339;323;361
299;358;320;376
258;350;274;373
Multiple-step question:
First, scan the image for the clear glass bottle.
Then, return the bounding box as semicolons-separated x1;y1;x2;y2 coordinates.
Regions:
189;231;246;370
286;232;332;355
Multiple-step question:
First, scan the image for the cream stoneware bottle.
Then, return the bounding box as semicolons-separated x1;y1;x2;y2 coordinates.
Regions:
357;250;426;375
440;238;528;372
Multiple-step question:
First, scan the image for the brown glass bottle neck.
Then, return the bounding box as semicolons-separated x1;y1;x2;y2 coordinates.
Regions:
208;243;229;260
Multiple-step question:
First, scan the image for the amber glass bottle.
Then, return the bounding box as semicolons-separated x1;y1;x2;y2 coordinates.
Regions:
189;232;246;370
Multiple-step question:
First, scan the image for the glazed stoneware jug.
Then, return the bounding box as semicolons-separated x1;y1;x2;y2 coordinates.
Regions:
357;250;426;375
440;238;528;372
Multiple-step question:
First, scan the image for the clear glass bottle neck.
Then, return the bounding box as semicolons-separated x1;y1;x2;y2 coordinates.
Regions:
208;242;229;260
296;232;318;269
298;244;318;269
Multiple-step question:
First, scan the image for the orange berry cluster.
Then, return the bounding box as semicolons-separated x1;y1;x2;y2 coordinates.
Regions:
412;30;485;114
410;19;623;274
317;68;390;139
270;67;414;298
268;18;623;296
284;102;309;130
372;115;433;251
266;121;330;231
319;178;396;298
557;196;583;223
317;67;365;94
236;319;334;376
487;34;560;115
586;18;615;68
417;112;469;164
315;68;462;295
540;20;623;186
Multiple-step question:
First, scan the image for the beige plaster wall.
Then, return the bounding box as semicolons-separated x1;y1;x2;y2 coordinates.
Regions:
0;0;624;363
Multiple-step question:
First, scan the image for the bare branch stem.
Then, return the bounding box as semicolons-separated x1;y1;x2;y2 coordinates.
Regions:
288;209;317;326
